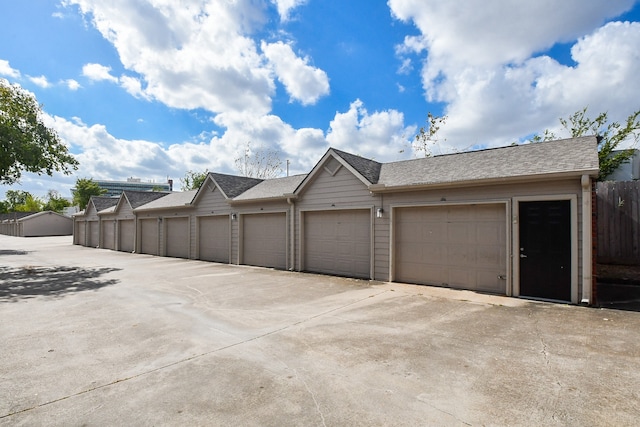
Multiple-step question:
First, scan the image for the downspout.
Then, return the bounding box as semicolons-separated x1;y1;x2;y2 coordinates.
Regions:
581;174;593;304
287;197;295;271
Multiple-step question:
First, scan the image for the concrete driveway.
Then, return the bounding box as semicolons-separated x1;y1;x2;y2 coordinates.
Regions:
1;235;639;426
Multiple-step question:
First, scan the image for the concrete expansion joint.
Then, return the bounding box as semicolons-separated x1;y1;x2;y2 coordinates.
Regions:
1;289;392;421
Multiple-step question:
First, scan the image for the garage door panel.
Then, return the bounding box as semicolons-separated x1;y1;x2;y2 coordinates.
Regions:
102;221;115;250
304;209;370;279
140;219;158;255
395;204;506;294
166;217;189;259
88;221;99;247
119;220;135;252
243;213;286;269
199;216;229;263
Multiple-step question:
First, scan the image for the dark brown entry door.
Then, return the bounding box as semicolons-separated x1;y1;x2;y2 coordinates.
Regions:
519;200;571;301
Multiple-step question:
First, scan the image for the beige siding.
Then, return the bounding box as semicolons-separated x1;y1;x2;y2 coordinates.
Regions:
303;209;371;278
234;200;292;267
139;218;159;255
394;204;507;294
197;216;230;263
135;208;193;257
295;164;375;272
241;212;287;269
119;219;135;252
101;218;116;250
191;187;230;259
21;213;73;237
88;221;100;247
74;220;86;245
165;216;190;258
377;179;584;297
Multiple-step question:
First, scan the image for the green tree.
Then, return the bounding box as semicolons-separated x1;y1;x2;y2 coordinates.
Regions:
14;193;43;212
533;107;640;180
414;112;447;157
0;80;79;184
180;169;208;190
43;189;71;213
72;178;106;209
234;142;283;179
4;189;30;211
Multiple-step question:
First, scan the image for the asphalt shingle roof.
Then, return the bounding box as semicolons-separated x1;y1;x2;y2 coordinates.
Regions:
377;136;599;188
209;172;263;198
233;174;307;201
133;190;197;211
122;190;170;209
91;196;119;212
0;212;39;221
332;148;382;184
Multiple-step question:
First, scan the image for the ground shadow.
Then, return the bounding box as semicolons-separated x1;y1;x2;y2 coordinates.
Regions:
0;265;120;303
596;282;640;312
0;250;30;256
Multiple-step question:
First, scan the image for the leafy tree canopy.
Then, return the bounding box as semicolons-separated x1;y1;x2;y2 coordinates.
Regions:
43;189;71;213
180;169;208;191
72;178;106;209
0;80;79;184
1;189;70;213
533;107;640;180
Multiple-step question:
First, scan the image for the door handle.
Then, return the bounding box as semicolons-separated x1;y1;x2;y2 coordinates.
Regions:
520;254;527;258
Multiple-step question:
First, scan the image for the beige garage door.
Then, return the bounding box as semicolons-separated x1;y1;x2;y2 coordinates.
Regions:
395;204;507;294
165;217;189;259
74;221;85;245
242;213;286;269
304;209;371;279
102;220;115;250
139;218;159;255
198;216;229;263
118;219;135;252
88;221;99;247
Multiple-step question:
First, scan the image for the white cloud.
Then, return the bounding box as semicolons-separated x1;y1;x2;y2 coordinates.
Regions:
271;0;307;22
388;0;640;149
82;63;118;83
0;59;20;78
64;79;81;90
119;75;149;100
326;99;415;161
67;0;276;116
262;41;330;105
29;75;51;88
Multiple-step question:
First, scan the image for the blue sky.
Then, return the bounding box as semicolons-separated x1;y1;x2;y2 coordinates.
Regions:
1;0;640;199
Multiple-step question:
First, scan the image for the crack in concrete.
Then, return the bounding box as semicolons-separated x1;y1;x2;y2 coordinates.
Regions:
529;308;551;366
294;369;327;427
1;289;391;420
416;394;472;426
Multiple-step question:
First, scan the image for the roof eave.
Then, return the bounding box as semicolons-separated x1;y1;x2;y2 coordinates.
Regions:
133;204;194;213
369;169;599;193
229;194;298;205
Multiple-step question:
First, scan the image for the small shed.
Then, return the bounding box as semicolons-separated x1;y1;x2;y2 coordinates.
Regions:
1;211;73;237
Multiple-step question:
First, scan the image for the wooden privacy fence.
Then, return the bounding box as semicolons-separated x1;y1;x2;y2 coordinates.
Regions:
596;181;640;265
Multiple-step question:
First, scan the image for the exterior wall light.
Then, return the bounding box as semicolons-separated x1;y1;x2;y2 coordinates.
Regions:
231;213;237;221
376;208;384;218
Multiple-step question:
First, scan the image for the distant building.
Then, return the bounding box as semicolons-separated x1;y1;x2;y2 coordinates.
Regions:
93;177;173;197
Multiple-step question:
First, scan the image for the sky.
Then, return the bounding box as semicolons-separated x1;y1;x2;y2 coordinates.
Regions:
1;0;640;199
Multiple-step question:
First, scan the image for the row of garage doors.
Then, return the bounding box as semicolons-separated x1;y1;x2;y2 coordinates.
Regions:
77;204;508;294
301;204;506;295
